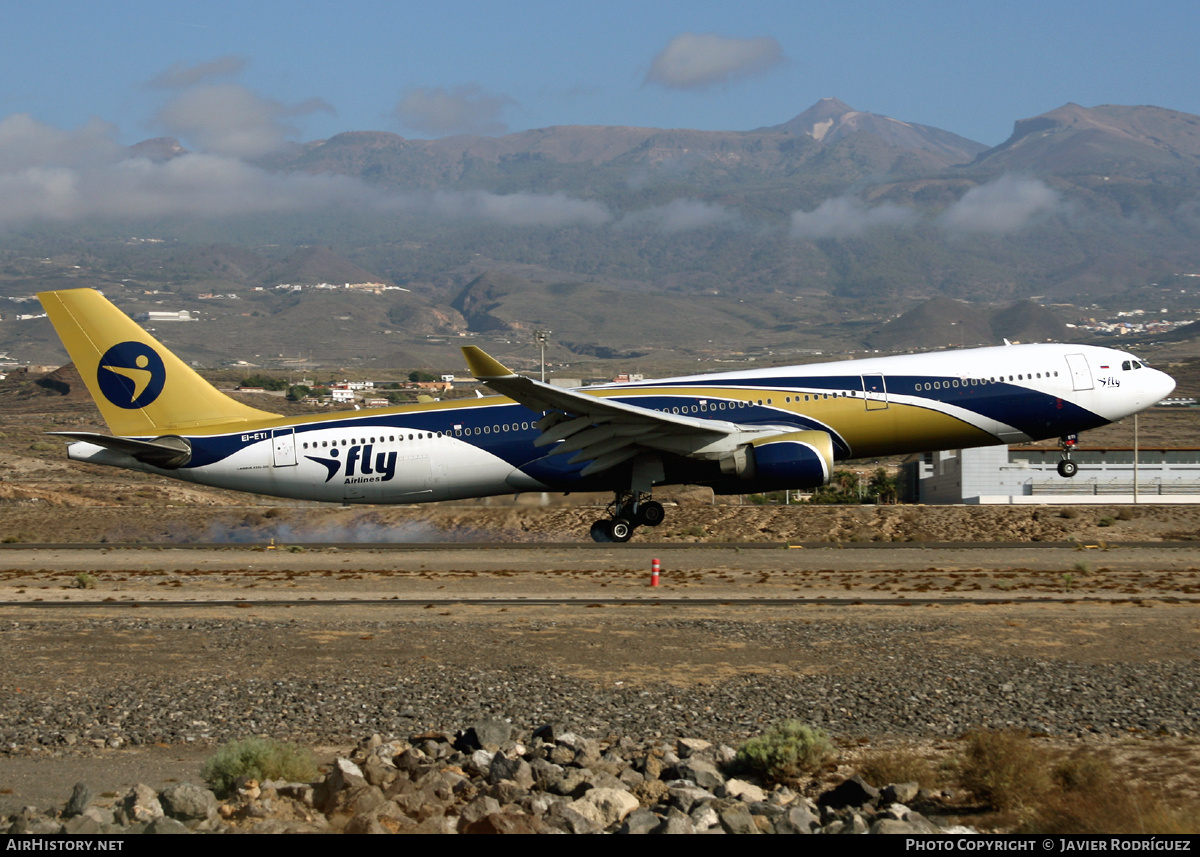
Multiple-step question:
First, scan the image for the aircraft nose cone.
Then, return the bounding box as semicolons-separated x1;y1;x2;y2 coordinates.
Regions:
1151;368;1176;403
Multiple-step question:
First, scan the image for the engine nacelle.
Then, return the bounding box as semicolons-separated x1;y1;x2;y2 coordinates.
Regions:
729;430;834;491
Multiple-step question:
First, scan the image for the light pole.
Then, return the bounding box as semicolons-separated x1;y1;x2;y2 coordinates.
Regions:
1134;413;1139;503
534;329;552;383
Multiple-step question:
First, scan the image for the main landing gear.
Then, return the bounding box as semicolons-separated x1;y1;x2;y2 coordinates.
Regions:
590;491;665;543
1057;434;1078;478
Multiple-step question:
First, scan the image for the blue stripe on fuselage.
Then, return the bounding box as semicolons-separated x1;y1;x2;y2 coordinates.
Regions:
617;374;1106;438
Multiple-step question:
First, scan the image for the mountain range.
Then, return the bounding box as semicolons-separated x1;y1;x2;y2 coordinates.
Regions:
5;98;1200;369
252;97;988;187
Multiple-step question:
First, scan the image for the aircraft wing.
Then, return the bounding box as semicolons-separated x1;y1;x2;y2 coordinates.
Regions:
462;346;767;477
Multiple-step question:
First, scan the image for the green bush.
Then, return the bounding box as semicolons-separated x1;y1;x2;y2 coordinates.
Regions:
239;375;288;391
736;720;833;782
201;737;318;796
74;573;97;590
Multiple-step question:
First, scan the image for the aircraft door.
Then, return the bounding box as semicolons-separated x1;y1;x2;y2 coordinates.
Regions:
271;428;297;467
1065;354;1094;391
860;374;888;410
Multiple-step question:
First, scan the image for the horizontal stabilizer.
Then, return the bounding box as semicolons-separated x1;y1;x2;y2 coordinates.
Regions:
49;431;192;469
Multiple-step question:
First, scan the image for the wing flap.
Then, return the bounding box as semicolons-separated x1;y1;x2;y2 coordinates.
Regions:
552;423;658;456
579;447;643;478
463;346;734;435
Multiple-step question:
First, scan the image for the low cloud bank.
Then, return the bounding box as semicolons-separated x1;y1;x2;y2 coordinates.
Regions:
937;175;1064;234
0;112;611;228
790;196;915;240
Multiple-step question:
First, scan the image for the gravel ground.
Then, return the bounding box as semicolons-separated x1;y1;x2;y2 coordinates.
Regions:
4;610;1197;750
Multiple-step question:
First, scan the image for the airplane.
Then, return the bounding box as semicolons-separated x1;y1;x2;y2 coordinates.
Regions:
38;288;1175;543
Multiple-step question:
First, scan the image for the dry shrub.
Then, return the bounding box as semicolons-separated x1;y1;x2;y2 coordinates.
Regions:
1054;751;1114;793
1023;751;1200;834
959;729;1052;811
857;746;939;789
960;737;1200;833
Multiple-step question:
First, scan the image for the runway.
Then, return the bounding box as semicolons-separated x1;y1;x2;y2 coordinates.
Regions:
1;541;1197;607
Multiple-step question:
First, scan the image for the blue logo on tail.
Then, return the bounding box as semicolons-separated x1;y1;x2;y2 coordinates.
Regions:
96;342;166;409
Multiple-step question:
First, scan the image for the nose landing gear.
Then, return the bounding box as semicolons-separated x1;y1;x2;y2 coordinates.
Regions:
1057;434;1078;478
589;491;665;542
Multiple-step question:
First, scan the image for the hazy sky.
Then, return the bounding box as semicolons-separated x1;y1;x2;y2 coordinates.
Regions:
5;0;1199;149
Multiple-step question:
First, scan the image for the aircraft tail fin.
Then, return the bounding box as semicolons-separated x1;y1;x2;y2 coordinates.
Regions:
38;289;281;437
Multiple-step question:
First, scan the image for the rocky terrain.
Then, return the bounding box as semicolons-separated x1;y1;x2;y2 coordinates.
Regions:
3;725;971;835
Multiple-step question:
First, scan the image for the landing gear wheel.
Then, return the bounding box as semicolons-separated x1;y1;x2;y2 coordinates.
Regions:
609;518;634;542
1057;459;1078;478
590;520;613;543
636;501;665;527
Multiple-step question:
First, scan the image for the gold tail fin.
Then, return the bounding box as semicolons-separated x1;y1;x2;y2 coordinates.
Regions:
38;289;280;436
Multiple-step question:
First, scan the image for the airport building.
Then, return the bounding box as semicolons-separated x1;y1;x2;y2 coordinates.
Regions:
908;445;1200;504
134;310;196;322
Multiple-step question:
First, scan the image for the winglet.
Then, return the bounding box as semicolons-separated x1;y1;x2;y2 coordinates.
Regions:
462;346;518;380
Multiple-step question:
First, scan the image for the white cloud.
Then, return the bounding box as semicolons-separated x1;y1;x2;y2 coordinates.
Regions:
154;83;333;158
394;85;517;137
148;56;248;89
0;114;124;171
646;33;784;91
618;198;738;233
0;152;372;224
789;196;915;240
939;175;1063;234
419;190;610;226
